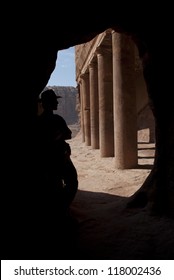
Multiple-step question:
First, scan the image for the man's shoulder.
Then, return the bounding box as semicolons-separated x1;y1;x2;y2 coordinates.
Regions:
53;114;66;123
37;113;64;126
53;114;64;119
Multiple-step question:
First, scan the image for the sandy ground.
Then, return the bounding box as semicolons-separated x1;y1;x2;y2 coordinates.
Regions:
66;131;174;260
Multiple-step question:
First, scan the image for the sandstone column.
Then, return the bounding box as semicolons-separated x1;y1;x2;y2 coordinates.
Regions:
97;46;114;157
89;59;99;149
80;72;91;146
79;81;85;142
112;31;137;168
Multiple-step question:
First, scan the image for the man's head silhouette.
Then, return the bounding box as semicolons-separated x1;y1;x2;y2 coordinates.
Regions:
41;89;62;110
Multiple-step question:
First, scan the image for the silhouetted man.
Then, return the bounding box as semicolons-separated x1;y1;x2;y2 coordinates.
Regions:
37;89;78;215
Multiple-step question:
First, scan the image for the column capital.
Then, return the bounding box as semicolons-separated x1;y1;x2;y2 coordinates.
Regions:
111;29;117;35
80;72;89;80
96;45;112;56
89;59;97;69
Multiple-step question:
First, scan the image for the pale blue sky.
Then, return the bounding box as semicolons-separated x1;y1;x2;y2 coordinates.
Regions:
47;46;77;87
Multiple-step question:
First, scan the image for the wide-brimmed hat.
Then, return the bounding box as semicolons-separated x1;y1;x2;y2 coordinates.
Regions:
40;89;62;103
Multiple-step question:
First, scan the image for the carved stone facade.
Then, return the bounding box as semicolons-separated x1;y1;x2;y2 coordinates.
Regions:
75;29;155;169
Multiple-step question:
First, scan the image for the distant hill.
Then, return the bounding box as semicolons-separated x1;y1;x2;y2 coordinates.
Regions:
45;85;79;125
